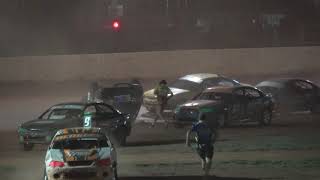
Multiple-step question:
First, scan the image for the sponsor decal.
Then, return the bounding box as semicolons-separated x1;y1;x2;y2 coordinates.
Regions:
64;149;98;161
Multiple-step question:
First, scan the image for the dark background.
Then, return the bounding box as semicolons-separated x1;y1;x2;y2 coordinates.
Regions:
1;0;320;57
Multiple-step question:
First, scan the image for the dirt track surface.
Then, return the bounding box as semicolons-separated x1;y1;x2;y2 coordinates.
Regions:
0;76;320;180
1;117;320;180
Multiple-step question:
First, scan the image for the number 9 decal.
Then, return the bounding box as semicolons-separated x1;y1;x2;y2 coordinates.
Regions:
84;116;92;128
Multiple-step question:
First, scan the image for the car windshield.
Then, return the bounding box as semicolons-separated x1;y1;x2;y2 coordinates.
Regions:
41;106;84;120
196;92;230;101
52;137;109;149
170;79;201;91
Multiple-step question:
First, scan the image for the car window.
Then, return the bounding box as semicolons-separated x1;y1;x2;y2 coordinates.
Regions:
202;78;237;89
217;79;236;87
197;92;231;101
233;89;244;96
42;108;82;120
49;109;70;120
52;137;109;149
96;104;115;114
170;79;201;91
40;104;84;119
202;79;218;89
292;80;315;94
244;88;261;99
84;105;97;114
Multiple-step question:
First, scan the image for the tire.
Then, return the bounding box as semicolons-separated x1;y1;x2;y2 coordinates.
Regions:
23;143;34;151
259;109;272;126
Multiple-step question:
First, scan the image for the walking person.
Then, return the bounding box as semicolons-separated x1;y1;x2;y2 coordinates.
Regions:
151;80;173;128
186;113;218;176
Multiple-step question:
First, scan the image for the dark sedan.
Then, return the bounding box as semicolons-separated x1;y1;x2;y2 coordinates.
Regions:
256;78;320;114
18;102;131;151
174;85;274;128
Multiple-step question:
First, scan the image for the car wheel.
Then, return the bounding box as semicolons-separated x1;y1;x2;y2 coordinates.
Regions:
259;109;272;126
23;143;34;151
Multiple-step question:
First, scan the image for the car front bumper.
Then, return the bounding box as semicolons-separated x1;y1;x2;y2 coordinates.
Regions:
18;129;54;144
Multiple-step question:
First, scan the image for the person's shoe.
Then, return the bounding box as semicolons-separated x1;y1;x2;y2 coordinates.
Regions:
201;160;206;170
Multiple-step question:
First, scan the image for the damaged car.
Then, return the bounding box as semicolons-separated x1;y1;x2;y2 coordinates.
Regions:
84;80;143;121
43;127;118;180
143;73;240;113
18;102;131;151
174;85;274;128
256;78;320;115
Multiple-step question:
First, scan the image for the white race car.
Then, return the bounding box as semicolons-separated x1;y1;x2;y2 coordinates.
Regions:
44;127;118;180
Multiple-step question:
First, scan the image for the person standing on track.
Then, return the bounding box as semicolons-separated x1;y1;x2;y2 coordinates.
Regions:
186;113;218;176
151;80;173;128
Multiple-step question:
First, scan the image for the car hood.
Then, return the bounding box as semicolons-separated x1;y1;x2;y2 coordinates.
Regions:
181;100;221;108
144;87;190;98
21;118;77;131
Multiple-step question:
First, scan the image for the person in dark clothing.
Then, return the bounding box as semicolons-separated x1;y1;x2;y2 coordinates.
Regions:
186;113;218;175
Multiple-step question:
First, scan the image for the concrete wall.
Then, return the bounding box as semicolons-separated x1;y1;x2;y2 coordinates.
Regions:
0;46;319;81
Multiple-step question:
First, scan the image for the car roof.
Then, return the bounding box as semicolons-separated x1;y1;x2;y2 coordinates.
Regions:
54;102;86;106
179;73;219;82
258;78;313;83
256;78;317;87
203;85;256;94
55;127;102;136
52;102;108;108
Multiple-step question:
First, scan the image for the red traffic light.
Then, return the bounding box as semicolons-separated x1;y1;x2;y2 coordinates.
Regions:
112;21;120;29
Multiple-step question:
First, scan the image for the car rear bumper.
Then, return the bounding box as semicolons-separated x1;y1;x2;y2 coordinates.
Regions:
47;166;113;180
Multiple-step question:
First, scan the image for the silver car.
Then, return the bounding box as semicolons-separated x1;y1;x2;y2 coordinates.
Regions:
143;73;240;112
44;127;118;180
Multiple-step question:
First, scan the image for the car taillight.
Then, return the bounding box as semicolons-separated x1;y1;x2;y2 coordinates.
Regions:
49;161;65;168
97;158;111;166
